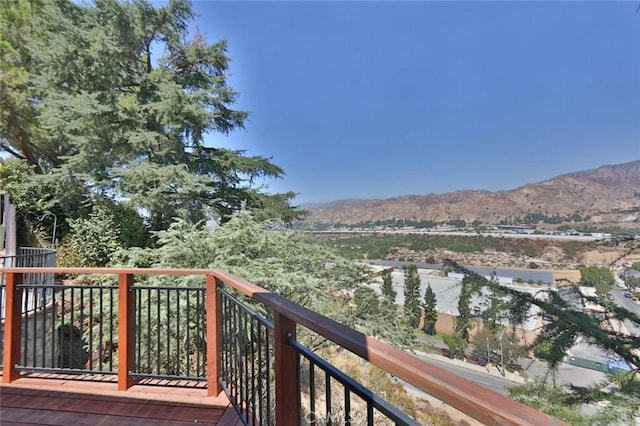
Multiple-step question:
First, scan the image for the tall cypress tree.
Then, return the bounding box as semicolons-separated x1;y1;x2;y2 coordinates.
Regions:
381;271;397;304
403;264;421;328
455;278;472;341
422;284;438;335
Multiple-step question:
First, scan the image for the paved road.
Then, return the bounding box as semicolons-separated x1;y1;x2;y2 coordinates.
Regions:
610;283;640;337
418;350;608;392
413;352;519;395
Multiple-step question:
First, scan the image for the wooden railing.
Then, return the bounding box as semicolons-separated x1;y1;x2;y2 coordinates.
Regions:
1;267;567;426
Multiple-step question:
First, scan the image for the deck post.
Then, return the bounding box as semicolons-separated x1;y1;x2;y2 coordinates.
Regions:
206;274;223;395
117;273;135;390
274;312;299;425
2;271;23;382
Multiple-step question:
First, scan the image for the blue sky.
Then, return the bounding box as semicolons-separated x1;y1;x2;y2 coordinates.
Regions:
191;1;640;205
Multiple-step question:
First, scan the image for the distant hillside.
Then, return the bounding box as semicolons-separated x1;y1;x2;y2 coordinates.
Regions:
305;161;640;226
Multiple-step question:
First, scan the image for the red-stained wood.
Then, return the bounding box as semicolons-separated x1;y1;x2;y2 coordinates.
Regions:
212;269;567;426
274;312;299;426
0;380;234;425
206;274;222;395
1;267;214;275
2;271;23;382
1;267;569;425
117;273;135;391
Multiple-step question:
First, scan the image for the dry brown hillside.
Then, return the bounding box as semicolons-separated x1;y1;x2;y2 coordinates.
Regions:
306;161;640;226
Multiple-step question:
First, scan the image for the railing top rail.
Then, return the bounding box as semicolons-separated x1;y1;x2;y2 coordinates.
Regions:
1;267;213;275
212;269;567;426
1;267;567;426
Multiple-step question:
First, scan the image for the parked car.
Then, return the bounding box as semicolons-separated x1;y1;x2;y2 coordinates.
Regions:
593;312;606;321
624;292;633;298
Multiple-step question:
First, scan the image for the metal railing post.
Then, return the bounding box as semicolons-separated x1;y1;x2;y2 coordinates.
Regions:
274;312;299;425
206;274;223;395
118;273;135;390
2;272;23;382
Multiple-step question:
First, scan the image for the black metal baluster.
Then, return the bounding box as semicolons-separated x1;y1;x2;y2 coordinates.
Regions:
99;287;104;371
310;359;316;424
265;327;271;426
40;285;46;367
166;288;171;375
21;286;28;366
70;287;75;370
79;287;84;369
88;287;93;370
257;317;264;424
109;287;115;371
249;318;260;424
31;287;37;366
176;288;180;376
344;387;351;425
326;370;332;426
186;288;191;377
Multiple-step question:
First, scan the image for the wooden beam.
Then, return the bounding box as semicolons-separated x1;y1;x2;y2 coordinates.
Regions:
117;273;135;391
274;312;299;425
206;275;223;396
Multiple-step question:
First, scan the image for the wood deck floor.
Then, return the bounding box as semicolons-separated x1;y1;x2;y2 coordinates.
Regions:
0;375;242;425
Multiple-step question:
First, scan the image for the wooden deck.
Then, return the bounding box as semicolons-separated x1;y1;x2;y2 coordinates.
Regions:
0;375;242;425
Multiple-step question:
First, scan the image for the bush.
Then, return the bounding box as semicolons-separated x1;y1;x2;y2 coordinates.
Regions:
442;333;467;359
64;205;122;267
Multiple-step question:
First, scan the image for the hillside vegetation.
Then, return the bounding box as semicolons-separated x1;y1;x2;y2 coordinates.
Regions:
308;233;638;271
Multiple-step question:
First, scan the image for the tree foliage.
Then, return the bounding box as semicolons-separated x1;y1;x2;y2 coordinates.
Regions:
381;271;397;304
114;212;415;348
422;284;437;335
580;266;615;293
509;376;640;425
446;259;640;423
403;264;421;328
455;279;473;341
442;332;467;360
0;0;304;244
471;327;526;372
447;260;639;371
57;201;149;267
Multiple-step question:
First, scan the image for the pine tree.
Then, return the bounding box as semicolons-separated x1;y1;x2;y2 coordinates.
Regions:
403;264;421;328
422;284;438;335
446;259;640;423
455;278;472;341
381;271;397;304
0;0;304;234
113;212;416;348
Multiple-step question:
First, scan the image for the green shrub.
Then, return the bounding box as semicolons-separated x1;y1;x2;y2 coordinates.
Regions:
64;205;122;267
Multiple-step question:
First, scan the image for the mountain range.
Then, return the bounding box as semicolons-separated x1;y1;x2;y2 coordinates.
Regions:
304;161;640;226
